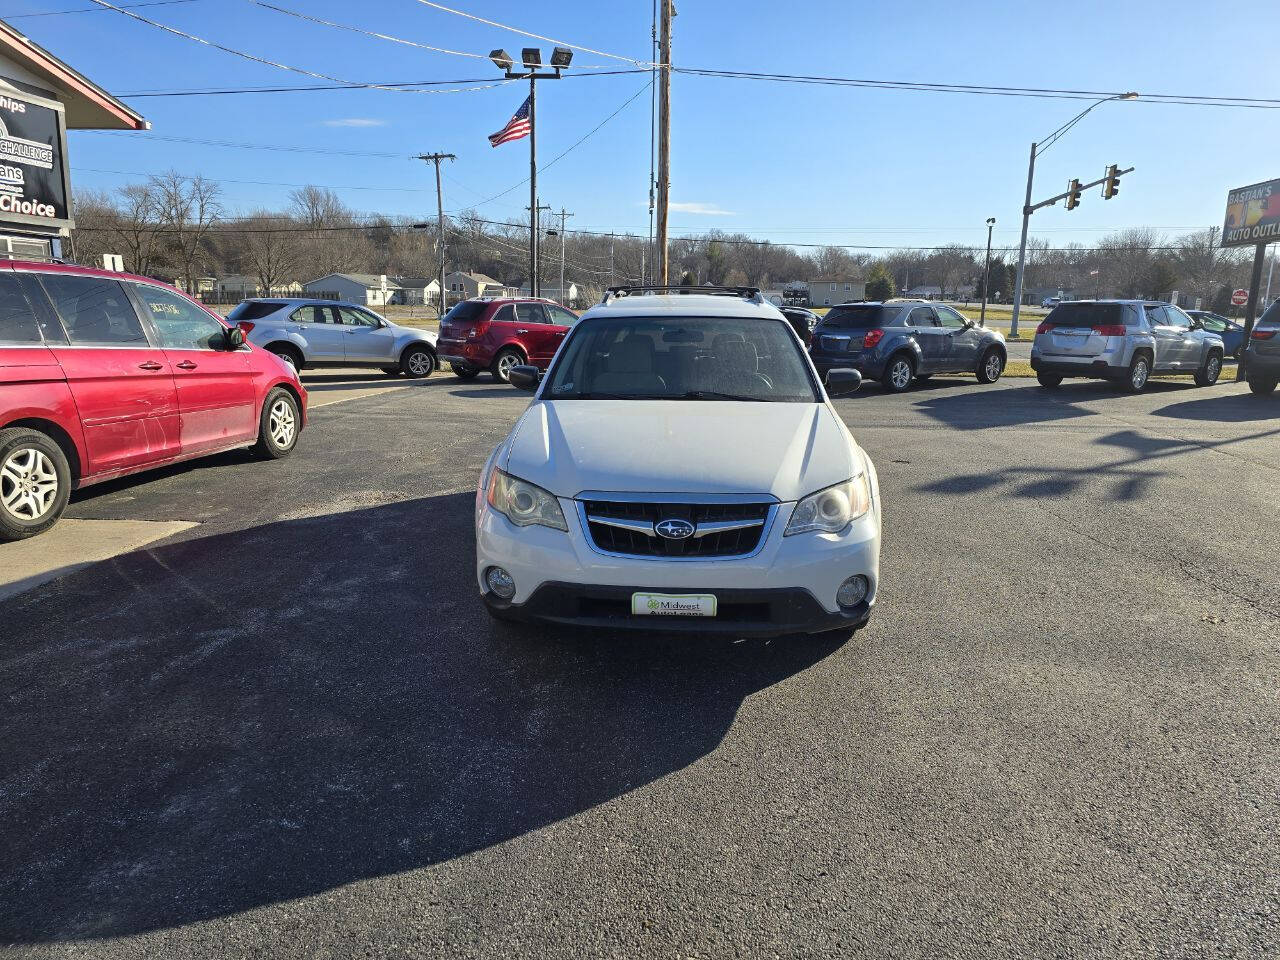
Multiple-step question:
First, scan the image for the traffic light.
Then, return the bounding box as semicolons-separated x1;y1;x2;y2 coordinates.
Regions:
1065;178;1082;211
1102;164;1120;200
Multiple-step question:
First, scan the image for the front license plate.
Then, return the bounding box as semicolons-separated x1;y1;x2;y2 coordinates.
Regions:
631;592;718;617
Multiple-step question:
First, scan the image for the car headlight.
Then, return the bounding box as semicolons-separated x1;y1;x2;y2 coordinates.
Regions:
486;469;568;531
784;475;870;536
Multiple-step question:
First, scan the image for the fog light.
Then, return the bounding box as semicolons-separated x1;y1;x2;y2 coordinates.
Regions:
836;575;869;609
485;566;516;599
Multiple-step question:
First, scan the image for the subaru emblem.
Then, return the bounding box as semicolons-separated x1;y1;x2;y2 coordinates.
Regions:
654;518;695;540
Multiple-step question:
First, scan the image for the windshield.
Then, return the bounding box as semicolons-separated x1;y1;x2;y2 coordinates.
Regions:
543;315;820;402
819;304;901;329
442;302;487;323
227;301;285;322
1044;302;1130;327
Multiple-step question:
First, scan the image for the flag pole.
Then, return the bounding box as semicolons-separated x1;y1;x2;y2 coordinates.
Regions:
529;77;538;299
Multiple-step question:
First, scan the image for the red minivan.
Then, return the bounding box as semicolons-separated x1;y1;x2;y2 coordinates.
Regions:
437;297;579;383
0;261;307;541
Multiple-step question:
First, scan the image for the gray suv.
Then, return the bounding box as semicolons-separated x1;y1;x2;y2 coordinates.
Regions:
1243;299;1280;395
1031;300;1224;392
226;298;439;377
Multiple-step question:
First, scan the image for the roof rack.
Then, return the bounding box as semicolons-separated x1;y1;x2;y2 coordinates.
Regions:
601;284;762;304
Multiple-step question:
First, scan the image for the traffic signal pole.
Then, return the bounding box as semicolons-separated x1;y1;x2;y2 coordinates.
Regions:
1012;160;1131;335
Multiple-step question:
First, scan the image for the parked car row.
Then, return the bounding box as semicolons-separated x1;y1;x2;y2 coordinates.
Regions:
1;261;306;541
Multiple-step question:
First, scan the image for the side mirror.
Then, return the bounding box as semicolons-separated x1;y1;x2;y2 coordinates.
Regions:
963;318;976;330
224;326;246;350
824;368;861;397
508;364;541;392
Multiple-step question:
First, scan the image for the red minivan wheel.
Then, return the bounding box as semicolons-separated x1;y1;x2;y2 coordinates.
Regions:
0;427;72;541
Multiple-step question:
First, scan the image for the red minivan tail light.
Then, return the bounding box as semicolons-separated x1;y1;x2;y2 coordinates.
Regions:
1092;324;1126;337
1036;321;1054;335
862;328;885;349
1252;327;1277;340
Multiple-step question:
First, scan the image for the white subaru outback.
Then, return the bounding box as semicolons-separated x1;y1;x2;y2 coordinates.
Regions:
474;286;881;636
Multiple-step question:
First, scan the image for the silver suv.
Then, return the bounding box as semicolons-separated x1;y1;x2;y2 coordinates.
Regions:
226;299;439;377
1030;300;1224;392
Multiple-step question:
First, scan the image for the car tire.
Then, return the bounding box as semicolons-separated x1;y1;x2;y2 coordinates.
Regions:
1036;372;1063;388
451;363;480;380
252;388;301;460
1247;374;1278;396
401;345;436;379
0;427;72;542
381;366;402;377
976;347;1004;384
1194;350;1223;387
491;348;525;384
882;354;915;393
1122;353;1151;393
269;345;302;372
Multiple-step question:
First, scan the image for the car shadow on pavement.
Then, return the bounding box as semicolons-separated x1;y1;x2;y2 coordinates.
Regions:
0;493;847;943
1152;392;1280;422
896;384;1100;431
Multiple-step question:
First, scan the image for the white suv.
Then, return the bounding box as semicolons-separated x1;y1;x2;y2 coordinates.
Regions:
474;286;881;636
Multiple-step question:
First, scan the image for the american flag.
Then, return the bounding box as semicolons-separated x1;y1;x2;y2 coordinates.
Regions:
488;96;532;147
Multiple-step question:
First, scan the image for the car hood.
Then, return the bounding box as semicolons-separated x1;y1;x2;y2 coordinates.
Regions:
393;322;437;343
502;400;860;501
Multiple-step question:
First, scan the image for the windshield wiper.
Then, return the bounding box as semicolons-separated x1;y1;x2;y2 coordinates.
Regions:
678;390;770;402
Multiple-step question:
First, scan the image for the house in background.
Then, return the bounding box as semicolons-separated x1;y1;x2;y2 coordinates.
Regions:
807;277;866;306
392;277;441;306
302;273;401;306
517;282;580;307
445;271;516;301
215;275;303;300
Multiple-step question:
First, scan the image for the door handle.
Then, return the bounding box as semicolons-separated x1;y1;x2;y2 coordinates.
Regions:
516;328;529;334
175;360;198;370
138;360;164;371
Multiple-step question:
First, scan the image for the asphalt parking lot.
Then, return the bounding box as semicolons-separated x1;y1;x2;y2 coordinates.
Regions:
3;370;1279;958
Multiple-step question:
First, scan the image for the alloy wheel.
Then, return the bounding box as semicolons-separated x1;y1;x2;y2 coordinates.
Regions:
1132;359;1149;390
269;398;296;449
890;361;912;390
408;351;432;376
1206;355;1221;382
497;353;519;380
1;447;59;521
984;353;1003;380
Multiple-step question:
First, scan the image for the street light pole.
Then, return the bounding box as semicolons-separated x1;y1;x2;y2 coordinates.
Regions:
980;216;995;326
1009;92;1138;337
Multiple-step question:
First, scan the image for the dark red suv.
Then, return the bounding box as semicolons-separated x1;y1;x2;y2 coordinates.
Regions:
0;260;307;540
437;298;579;382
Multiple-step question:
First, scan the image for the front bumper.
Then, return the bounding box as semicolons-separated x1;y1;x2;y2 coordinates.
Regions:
485;581;871;636
476;493;881;636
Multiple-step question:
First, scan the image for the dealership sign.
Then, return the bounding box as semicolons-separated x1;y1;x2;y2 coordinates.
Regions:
1222;178;1280;248
0;90;70;231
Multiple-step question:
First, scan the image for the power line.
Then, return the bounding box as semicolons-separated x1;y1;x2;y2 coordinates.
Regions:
78;166;436;192
82;0;512;94
109;68;646;98
411;0;651;67
76;131;409;158
674;67;1280;109
1;0;196;16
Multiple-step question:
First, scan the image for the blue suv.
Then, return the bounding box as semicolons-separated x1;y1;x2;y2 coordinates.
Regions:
809;301;1007;392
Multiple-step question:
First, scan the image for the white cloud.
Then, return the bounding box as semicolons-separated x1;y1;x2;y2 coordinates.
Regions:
322;118;387;128
669;202;735;216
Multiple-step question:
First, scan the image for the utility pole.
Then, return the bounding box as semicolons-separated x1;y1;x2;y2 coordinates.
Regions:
416;152;455;317
529;202;551;296
655;0;673;283
553;207;573;303
980;217;995;326
609;232;616;287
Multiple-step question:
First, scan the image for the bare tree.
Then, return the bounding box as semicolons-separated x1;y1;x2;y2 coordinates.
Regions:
232;211;302;292
1096;227;1160;298
114;182;165;277
1175;226;1229;305
928;244;976;298
151;171;222;292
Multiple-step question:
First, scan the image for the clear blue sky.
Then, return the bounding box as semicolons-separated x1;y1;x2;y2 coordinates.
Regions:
6;0;1278;252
